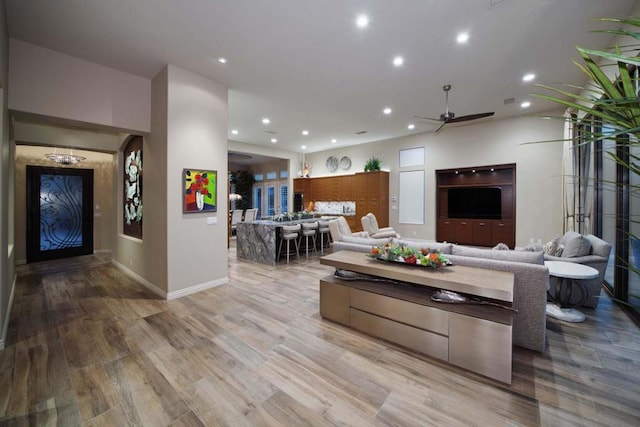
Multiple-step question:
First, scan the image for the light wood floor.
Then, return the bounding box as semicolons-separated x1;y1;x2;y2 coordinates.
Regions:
1;243;639;426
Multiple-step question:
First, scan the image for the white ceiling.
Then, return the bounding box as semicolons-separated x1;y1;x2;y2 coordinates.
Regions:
4;0;637;153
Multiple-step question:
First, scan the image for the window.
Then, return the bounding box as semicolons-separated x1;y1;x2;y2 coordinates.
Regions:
280;184;289;213
266;171;277;180
253;187;263;219
266;185;276;216
280;170;288;179
254;173;264;182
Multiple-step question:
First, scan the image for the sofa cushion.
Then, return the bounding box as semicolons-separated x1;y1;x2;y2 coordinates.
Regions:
393;238;453;254
561;231;592;258
367;213;380;232
452;245;544;264
585;234;611;258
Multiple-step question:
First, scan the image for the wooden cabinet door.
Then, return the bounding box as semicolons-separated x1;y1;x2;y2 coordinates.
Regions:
437;219;457;243
354;173;369;222
456;220;473;245
473;221;492;247
492;220;514;248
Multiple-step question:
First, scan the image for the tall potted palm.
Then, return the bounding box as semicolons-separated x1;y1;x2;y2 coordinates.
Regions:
534;17;639;306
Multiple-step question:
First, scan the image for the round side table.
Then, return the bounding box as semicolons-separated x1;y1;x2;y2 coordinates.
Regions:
544;260;599;323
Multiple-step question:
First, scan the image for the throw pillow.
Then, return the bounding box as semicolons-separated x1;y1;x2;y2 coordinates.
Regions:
543;236;561;256
493;243;510;250
561;232;592;258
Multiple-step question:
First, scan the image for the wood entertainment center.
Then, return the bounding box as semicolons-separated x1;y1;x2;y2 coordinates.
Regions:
319;251;515;384
436;163;516;248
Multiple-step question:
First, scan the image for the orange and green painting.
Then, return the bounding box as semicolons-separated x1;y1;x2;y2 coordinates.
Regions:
184;169;217;213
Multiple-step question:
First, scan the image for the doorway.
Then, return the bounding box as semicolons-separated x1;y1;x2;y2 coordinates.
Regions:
26;166;94;263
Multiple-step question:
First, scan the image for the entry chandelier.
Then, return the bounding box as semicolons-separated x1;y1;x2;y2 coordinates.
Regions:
45;149;86;165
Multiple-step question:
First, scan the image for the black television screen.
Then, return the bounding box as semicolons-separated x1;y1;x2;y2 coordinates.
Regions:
448;187;502;219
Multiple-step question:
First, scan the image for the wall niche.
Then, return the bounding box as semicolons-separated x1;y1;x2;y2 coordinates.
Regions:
436;163;515;248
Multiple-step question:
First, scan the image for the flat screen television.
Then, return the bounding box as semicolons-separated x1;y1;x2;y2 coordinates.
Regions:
448;187;502;219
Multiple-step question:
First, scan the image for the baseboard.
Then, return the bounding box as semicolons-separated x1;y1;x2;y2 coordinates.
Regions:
0;273;17;350
166;277;229;300
109;260;228;301
112;259;167;299
93;249;113;254
16;259;26;266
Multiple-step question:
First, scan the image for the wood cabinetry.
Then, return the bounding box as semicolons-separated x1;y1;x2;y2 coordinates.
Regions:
436;164;516;248
294;171;388;232
354;171;389;231
293;178;310;195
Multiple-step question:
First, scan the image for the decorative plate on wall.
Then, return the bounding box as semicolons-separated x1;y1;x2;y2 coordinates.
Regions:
340;156;352;170
326;156;338;172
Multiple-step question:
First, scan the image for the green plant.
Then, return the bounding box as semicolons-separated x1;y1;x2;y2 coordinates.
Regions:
230;169;255;210
364;156;381;172
534;17;639;304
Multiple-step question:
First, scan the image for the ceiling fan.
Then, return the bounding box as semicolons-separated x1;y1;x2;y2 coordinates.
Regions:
415;84;494;133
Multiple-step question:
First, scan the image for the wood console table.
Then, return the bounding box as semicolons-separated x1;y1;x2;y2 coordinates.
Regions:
319;251;515;384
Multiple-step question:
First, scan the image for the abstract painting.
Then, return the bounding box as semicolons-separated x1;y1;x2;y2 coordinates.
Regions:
183;169;217;213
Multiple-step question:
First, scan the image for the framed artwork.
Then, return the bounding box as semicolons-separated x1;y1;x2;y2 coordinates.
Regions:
123;136;143;238
183;169;217;213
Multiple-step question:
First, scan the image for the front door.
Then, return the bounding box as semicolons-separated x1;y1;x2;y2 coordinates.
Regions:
26;166;94;263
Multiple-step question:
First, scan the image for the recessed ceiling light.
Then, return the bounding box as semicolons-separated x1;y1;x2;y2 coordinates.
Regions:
301;145;307;150
331;139;337;143
217;57;228;64
456;32;469;44
356;14;369;29
522;73;536;82
383;107;392;115
262;118;270;124
408;124;415;130
231;129;238;135
521;101;531;108
302;130;309;136
270;138;277;143
393;56;404;67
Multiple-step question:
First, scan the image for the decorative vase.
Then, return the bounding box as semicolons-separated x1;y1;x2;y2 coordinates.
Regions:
196;190;204;210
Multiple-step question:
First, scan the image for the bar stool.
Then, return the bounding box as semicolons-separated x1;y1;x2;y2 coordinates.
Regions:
278;224;301;264
317;220;331;254
300;222;318;258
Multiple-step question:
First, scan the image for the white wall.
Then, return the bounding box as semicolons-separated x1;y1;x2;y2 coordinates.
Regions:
13;122;123;153
305;114;565;247
8;39;150;133
114;69;168;295
0;1;14;350
166;65;229;296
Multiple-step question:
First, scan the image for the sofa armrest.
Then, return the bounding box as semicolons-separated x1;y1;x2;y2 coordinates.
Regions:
351;231;369;238
370;230;397;239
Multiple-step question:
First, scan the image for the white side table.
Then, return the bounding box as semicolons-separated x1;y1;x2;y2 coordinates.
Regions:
544;260;599;323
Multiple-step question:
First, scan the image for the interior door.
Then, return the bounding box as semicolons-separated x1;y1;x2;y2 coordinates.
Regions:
26;166;94;263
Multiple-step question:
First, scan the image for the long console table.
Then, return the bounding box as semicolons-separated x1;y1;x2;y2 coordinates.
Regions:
319;250;515;384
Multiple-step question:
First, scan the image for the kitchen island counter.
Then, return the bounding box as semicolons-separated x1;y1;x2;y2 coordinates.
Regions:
236;218;319;265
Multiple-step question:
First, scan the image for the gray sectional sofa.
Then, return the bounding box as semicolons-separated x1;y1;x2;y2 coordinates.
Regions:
330;234;549;353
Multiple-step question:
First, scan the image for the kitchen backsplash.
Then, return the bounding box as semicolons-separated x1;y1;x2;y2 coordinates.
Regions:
313;201;356;214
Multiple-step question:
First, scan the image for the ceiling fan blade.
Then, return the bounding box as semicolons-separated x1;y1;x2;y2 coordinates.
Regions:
413;115;442;122
448;112;494;123
435;122;446;134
